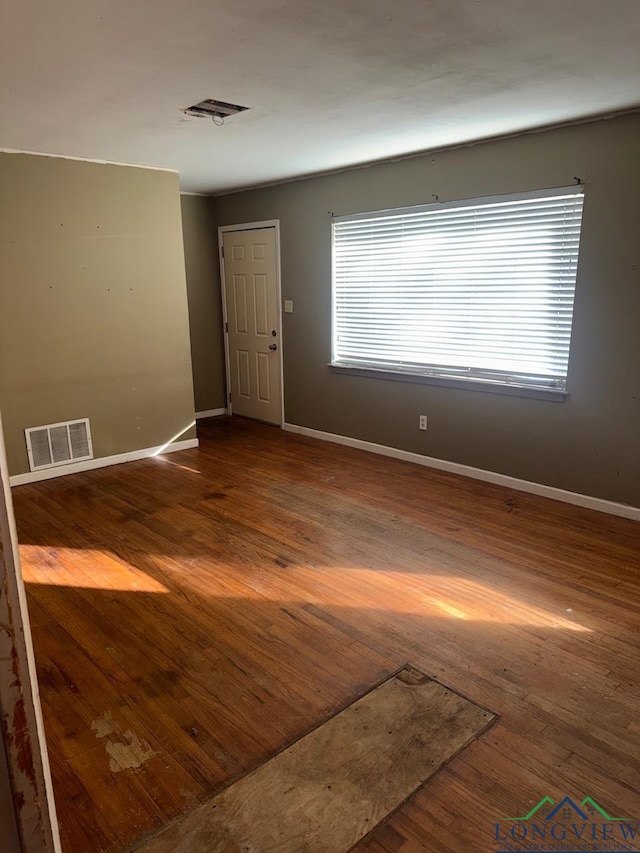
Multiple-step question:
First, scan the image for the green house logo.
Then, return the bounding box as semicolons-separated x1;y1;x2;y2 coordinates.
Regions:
494;794;638;852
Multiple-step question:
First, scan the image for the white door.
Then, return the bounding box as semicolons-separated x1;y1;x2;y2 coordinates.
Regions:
222;227;282;424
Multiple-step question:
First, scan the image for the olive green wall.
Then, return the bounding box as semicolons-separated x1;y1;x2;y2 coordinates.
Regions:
0;153;196;476
215;114;640;508
180;195;226;413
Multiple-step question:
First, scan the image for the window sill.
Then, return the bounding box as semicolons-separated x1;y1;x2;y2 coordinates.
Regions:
328;363;568;402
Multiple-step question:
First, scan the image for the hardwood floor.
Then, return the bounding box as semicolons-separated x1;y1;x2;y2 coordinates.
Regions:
13;416;640;852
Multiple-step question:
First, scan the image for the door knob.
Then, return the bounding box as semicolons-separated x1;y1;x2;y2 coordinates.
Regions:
269;343;278;351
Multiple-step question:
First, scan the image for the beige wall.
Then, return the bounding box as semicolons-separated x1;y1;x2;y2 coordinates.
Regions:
180;195;226;413
0;153;196;476
215;114;640;507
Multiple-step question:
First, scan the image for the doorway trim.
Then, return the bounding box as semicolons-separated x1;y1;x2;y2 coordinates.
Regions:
218;220;285;427
0;412;62;853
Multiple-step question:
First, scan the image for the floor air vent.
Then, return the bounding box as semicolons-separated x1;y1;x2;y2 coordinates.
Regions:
25;418;93;472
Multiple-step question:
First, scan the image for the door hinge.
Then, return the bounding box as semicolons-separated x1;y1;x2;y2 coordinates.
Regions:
225;321;228;333
221;245;225;259
228;393;232;403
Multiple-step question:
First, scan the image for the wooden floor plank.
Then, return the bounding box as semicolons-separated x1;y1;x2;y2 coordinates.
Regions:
11;415;639;853
137;669;494;853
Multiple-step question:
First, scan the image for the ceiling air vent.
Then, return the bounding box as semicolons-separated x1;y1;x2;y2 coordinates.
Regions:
25;418;93;472
183;98;249;120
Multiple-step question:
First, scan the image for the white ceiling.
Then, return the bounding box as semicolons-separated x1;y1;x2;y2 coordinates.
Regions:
2;0;640;194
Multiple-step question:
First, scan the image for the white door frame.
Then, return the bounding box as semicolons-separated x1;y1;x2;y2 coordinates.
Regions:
218;220;285;427
0;411;61;853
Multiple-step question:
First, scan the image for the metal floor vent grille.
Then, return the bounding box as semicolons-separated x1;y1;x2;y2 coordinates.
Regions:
25;418;93;472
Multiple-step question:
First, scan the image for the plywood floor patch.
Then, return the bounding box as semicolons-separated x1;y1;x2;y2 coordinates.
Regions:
136;667;495;853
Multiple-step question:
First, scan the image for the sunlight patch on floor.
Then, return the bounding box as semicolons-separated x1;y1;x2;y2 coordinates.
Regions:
155;457;202;475
20;545;170;592
137;557;591;633
19;543;591;632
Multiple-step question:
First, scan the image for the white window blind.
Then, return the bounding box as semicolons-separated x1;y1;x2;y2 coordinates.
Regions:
332;187;584;391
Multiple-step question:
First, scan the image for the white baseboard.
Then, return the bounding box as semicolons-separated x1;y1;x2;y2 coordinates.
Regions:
9;438;199;487
283;423;639;521
195;408;227;419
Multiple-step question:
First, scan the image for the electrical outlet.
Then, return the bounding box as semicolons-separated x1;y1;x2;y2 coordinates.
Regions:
419;415;427;431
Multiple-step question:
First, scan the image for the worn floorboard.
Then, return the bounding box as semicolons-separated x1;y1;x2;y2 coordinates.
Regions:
12;416;640;853
137;667;495;853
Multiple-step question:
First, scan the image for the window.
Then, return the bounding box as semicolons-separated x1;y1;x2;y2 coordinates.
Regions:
332;187;584;394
